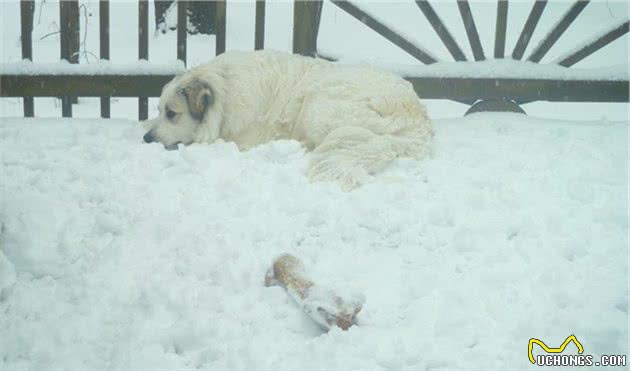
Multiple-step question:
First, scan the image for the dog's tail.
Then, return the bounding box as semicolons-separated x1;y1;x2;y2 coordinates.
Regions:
306;122;432;191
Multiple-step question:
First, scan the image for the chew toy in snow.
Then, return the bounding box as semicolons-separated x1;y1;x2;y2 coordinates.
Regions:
265;254;364;331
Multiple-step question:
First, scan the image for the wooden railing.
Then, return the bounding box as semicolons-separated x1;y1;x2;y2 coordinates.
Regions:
3;0;232;119
1;0;628;119
324;0;629;113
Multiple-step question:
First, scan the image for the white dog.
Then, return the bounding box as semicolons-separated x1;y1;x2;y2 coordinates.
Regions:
143;50;432;190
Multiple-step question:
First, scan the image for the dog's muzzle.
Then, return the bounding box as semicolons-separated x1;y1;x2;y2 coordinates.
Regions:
142;130;179;150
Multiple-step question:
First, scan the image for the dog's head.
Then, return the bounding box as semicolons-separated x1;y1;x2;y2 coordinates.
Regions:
142;74;222;149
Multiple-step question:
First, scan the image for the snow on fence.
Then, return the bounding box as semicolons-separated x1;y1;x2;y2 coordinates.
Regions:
2;0;230;119
325;0;629;112
0;0;628;119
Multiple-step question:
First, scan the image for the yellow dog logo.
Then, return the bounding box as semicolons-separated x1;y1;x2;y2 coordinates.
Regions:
528;335;584;364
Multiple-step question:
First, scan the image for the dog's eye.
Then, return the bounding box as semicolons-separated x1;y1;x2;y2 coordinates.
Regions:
166;110;176;120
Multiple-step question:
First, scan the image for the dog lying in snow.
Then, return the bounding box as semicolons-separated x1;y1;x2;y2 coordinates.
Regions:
142;50;432;190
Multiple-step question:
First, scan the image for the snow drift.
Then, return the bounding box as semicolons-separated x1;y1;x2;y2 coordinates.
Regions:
0;113;627;370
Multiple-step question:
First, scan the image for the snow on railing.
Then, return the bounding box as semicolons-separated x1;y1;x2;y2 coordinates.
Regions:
327;56;629;81
9;0;229;119
0;60;186;76
555;20;630;67
3;0;629;119
325;0;629;113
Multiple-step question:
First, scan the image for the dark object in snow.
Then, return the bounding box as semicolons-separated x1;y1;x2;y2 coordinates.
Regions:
154;0;215;35
59;0;80;110
265;254;364;331
466;99;526;115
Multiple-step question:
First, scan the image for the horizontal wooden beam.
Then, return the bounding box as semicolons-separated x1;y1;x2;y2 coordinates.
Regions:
0;75;174;97
406;77;628;102
2;74;627;103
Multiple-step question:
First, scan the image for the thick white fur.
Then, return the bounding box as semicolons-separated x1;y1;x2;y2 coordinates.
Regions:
144;50;432;190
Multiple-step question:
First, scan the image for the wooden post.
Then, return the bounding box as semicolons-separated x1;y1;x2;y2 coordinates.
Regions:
457;0;485;61
215;0;226;55
512;0;547;60
494;0;507;59
415;0;467;62
100;0;110;118
177;0;187;64
527;0;589;63
330;0;437;64
59;0;80;116
255;0;265;50
138;0;149;120
558;21;629;67
20;0;34;117
292;0;323;56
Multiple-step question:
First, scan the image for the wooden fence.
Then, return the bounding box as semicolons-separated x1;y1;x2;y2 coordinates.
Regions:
4;0;231;119
1;0;628;119
324;0;629;113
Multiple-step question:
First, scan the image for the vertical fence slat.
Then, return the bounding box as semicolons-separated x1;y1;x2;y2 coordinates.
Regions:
558;21;629;67
255;0;265;50
177;0;187;64
59;0;79;117
527;0;589;63
293;0;323;57
138;0;149;120
415;1;466;62
99;0;110;118
215;0;226;55
457;0;485;61
21;0;34;117
511;0;547;60
138;1;149;61
494;0;507;58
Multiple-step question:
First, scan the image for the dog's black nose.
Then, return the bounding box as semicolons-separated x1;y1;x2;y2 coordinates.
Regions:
143;132;155;143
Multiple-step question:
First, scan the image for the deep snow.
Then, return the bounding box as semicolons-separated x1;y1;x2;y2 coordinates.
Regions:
1;113;628;370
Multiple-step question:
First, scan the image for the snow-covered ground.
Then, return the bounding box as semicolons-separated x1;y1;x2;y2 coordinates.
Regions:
1;114;628;370
1;1;629;370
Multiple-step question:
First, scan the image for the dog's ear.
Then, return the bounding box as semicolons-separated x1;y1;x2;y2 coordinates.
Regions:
181;79;214;121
